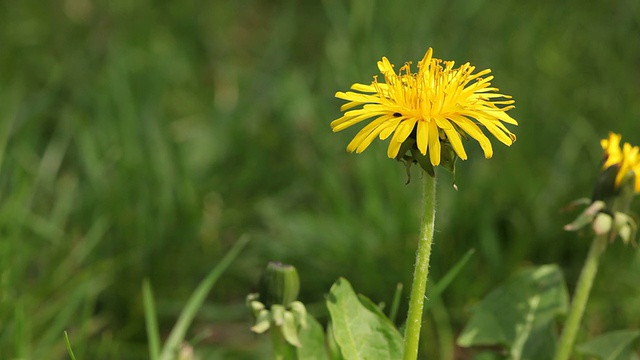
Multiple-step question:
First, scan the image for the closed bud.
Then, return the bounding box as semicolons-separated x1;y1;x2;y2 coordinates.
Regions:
591;165;620;204
259;262;300;307
592;212;612;235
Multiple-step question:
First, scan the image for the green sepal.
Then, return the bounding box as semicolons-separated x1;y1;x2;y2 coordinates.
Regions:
394;138;416;162
272;304;286;326
248;300;265;316
246;293;265;317
564;201;605;231
250;309;271;333
281;311;302;347
439;140;458;175
613;212;638;245
290;301;308;329
410;148;435;177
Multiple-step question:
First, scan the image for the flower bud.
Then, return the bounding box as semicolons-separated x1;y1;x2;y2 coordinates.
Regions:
565;133;640;245
592;212;612;235
259;262;300;307
591;164;620;204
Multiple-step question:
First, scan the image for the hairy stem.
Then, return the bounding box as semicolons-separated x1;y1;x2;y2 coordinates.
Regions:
403;174;437;360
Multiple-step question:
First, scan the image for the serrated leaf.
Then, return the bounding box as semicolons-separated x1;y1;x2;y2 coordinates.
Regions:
297;314;330;360
326;278;403;360
457;265;569;360
576;329;640;360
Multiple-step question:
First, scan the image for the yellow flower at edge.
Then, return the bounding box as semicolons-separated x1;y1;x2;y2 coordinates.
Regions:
601;132;640;193
331;48;518;166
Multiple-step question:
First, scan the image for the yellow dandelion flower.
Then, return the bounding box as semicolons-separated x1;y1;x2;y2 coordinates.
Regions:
331;48;518;167
601;132;640;193
566;133;639;245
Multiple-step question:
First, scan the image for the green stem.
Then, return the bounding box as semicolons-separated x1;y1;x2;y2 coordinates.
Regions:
403;174;437;360
271;327;295;360
554;234;607;360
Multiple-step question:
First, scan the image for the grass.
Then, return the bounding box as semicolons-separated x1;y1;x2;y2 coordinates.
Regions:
1;0;639;359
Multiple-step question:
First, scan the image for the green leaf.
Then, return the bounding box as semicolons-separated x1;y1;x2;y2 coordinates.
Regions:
297;314;329;360
576;329;640;360
327;321;345;360
356;294;394;328
326;278;403;360
457;265;569;360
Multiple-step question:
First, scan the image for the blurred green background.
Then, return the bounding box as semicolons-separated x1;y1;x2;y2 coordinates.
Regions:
1;0;639;359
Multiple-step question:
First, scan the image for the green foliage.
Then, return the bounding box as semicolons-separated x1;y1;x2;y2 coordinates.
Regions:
458;265;569;359
326;278;403;359
576;330;640;360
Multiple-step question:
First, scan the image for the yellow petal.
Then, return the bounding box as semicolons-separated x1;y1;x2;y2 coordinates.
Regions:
378;117;403;140
387;132;404;158
350;83;377;92
416;120;429;155
449;115;493;158
428;121;441;165
377;57;395;74
336;91;381;104
478;120;514;146
443;126;467;160
394;118;418;144
331;111;381;131
350;116;396;153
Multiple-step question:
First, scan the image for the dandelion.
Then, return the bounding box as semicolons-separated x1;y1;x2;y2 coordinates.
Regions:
330;47;519;360
331;48;518;170
556;132;640;360
566;132;640;243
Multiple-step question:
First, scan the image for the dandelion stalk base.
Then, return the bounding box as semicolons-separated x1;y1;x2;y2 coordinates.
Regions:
554;234;607;360
403;174;437;360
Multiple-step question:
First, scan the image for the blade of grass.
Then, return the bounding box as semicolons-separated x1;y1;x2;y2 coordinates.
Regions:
389;282;403;324
0;86;20;170
429;296;454;360
143;279;161;360
159;235;250;360
64;331;77;360
428;248;475;300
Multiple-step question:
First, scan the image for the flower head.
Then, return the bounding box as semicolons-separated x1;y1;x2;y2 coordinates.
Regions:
331;48;518;170
600;132;640;194
566;132;640;245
